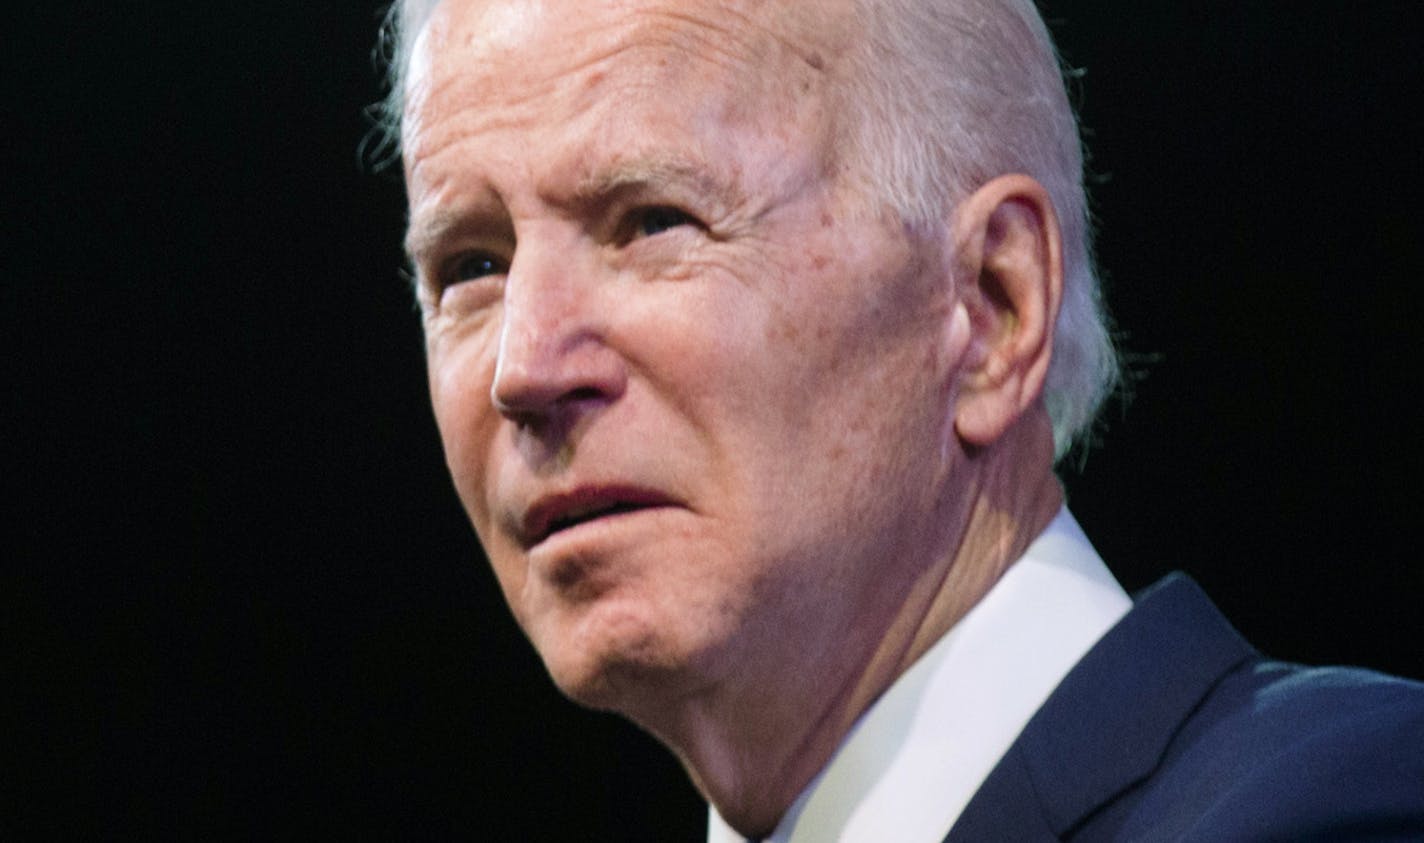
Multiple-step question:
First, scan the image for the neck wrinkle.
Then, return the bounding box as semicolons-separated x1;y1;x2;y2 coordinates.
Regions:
678;414;1063;839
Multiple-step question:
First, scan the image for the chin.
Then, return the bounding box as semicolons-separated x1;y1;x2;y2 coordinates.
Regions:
531;599;716;715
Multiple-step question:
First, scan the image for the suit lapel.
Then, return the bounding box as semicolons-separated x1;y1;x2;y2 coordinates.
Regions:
946;574;1256;841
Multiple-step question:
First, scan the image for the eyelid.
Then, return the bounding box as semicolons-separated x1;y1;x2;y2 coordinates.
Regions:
407;203;515;284
433;246;510;285
616;204;704;244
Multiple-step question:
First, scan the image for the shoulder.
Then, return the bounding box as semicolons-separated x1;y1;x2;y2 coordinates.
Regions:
1117;659;1424;841
953;574;1424;841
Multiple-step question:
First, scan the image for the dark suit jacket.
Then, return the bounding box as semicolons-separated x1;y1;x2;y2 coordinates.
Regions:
946;574;1424;841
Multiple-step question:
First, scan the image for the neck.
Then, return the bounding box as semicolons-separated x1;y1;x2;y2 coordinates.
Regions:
643;412;1064;837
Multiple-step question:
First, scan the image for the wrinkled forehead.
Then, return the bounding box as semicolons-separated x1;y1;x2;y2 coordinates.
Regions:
409;0;851;67
402;0;854;145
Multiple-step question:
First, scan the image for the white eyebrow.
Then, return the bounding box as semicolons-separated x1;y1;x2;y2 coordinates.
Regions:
403;155;743;264
561;153;745;213
403;208;459;266
403;199;514;269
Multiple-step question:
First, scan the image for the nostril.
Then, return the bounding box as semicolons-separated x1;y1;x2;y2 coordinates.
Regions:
502;386;612;437
489;329;629;424
491;383;618;421
565;386;604;403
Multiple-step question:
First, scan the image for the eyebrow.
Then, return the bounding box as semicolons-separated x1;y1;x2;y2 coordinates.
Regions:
403;209;459;266
403;202;511;268
403;154;745;264
562;153;746;215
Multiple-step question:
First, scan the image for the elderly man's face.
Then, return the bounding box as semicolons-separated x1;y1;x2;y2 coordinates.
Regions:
405;0;967;711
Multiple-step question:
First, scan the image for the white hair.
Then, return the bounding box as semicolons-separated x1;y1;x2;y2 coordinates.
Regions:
838;0;1119;459
367;0;439;169
372;0;1119;460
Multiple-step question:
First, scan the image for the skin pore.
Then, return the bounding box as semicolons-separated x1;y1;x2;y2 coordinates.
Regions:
403;0;1065;834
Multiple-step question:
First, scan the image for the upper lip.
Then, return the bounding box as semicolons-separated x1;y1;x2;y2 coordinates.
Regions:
518;484;679;548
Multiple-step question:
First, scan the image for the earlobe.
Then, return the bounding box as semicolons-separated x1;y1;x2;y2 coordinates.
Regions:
949;175;1064;448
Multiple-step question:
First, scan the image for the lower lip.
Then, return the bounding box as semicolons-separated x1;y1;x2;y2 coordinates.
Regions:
531;505;680;554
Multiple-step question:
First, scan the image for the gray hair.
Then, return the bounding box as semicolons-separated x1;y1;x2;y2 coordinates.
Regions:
367;0;438;169
371;0;1119;461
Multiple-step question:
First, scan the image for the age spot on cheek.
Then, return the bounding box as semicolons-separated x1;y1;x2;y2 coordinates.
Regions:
766;316;802;344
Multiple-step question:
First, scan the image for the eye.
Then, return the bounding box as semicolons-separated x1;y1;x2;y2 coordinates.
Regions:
448;251;508;284
629;206;697;238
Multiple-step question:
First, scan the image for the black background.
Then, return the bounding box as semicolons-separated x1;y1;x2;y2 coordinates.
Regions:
9;2;1423;839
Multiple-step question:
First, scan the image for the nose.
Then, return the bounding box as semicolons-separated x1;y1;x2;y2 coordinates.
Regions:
490;241;627;427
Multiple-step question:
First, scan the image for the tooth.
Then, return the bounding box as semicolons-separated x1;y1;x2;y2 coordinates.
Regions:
563;502;607;522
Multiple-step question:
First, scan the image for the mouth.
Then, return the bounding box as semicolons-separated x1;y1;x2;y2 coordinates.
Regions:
520;486;679;548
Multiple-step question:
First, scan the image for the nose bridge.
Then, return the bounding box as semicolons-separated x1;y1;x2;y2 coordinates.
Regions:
491;230;624;418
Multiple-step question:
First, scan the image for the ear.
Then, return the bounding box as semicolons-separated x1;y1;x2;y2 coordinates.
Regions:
949;174;1064;448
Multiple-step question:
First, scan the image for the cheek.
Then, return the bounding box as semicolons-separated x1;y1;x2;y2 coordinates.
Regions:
748;244;948;491
429;342;538;625
427;329;501;521
425;318;546;626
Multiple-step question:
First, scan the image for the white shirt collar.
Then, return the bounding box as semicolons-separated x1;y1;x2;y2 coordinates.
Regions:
708;507;1131;843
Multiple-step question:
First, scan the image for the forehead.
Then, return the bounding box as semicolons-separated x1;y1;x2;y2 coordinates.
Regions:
402;0;850;164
